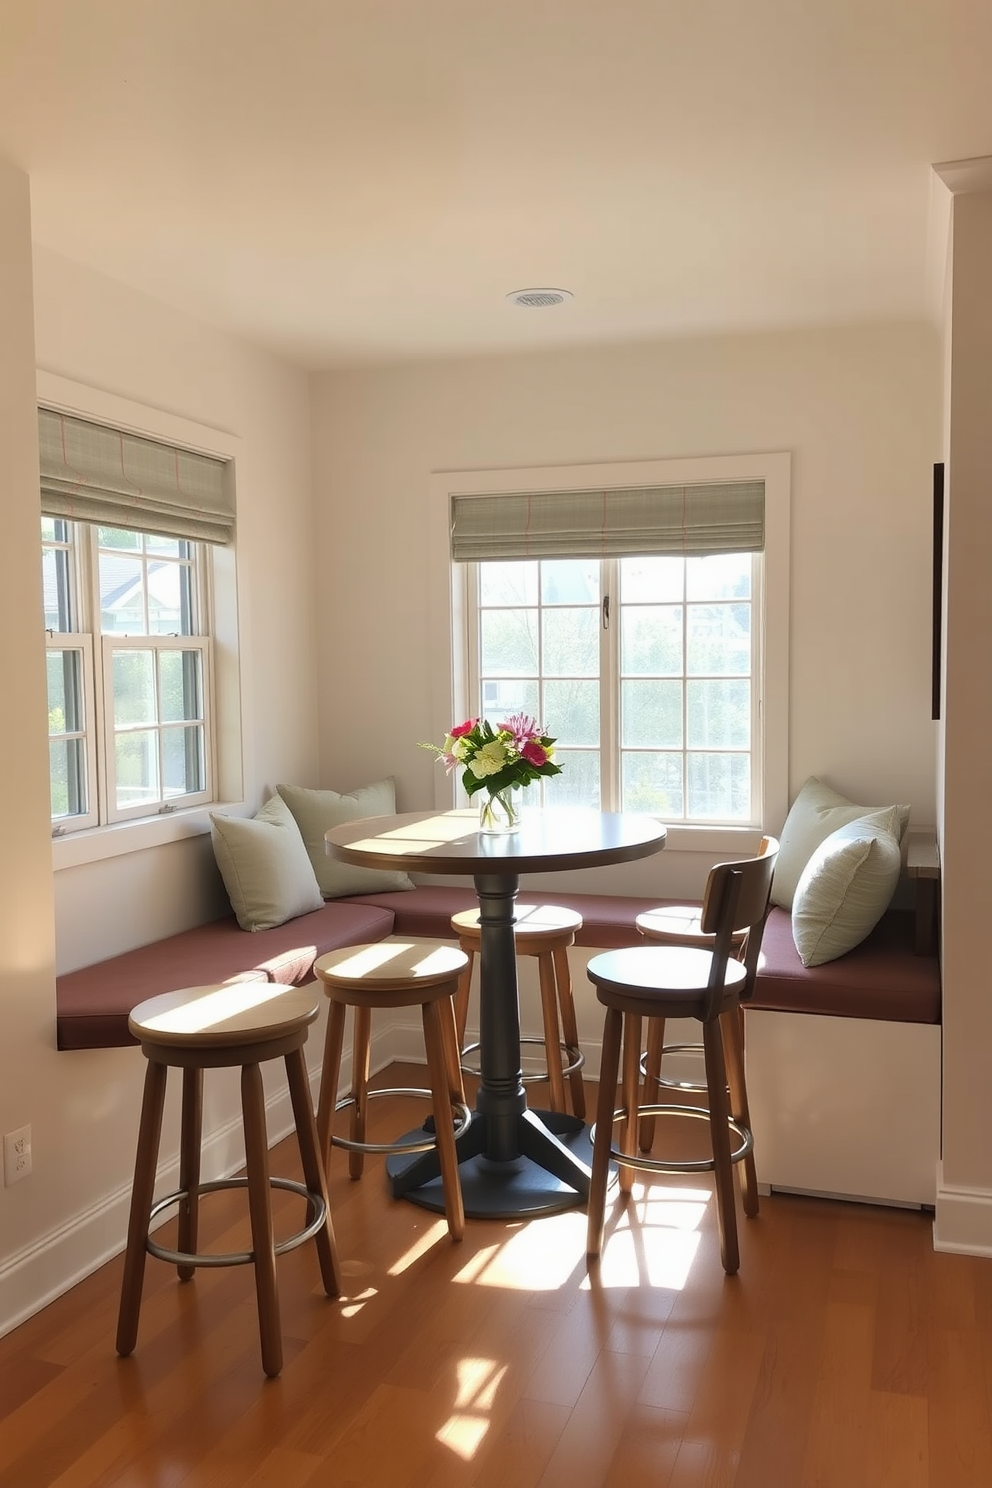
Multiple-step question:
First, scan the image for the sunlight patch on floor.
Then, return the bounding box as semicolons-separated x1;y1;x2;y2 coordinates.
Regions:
436;1356;508;1460
387;1218;450;1275
582;1182;710;1290
452;1209;587;1290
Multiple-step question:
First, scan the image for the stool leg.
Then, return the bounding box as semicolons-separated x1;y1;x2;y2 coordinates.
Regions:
703;1018;740;1276
421;999;465;1242
453;944;475;1053
537;950;568;1114
317;999;347;1173
551;942;585;1119
285;1045;341;1297
721;1006;758;1218
117;1058;168;1357
349;1006;373;1181
619;1012;642;1197
177;1067;203;1283
639;1016;666;1153
587;1005;623;1261
438;993;468;1109
241;1061;282;1378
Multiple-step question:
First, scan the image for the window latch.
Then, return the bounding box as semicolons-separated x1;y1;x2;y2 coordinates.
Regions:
158;803;176;815
602;594;610;631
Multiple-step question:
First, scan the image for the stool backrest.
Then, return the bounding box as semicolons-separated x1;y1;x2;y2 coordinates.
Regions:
698;836;780;1019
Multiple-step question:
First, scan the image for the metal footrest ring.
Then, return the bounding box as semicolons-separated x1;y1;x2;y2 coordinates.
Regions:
331;1086;472;1156
638;1042;713;1095
146;1176;326;1268
460;1036;585;1084
590;1103;753;1176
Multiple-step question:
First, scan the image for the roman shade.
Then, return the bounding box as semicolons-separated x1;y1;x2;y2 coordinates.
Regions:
39;408;234;545
450;481;765;562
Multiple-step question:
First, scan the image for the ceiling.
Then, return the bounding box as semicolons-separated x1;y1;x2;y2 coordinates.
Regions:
1;0;991;370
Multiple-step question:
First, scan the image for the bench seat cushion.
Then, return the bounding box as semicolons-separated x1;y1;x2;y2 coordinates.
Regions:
56;900;396;1050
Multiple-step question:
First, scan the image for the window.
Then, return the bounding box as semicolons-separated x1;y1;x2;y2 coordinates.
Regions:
469;551;758;822
39;404;234;836
435;454;790;837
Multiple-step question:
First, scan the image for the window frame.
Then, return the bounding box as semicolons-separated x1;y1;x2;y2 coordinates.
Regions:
429;452;790;851
39;372;244;869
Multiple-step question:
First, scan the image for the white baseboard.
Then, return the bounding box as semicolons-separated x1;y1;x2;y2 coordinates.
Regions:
933;1163;992;1256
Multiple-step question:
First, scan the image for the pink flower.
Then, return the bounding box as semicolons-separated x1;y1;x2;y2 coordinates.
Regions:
498;713;543;746
449;718;478;740
521;740;548;767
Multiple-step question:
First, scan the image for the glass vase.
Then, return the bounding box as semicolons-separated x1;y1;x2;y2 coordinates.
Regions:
478;788;521;835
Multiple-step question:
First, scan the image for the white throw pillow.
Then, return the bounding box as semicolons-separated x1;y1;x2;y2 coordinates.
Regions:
210;795;324;932
277;779;414;898
771;776;909;910
791;808;903;967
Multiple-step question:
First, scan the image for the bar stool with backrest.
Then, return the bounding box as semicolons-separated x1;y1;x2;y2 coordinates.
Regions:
117;980;340;1379
585;838;779;1275
314;939;471;1241
633;835;778;1173
450;902;586;1118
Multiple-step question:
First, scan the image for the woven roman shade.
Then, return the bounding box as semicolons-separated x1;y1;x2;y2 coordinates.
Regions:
450;482;764;562
39;408;233;545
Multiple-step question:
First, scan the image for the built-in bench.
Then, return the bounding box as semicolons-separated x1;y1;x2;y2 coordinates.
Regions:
56;874;941;1207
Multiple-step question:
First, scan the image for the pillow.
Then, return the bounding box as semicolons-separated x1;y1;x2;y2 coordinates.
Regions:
210;795;324;932
791;808;903;967
771;776;909;910
276;779;414;898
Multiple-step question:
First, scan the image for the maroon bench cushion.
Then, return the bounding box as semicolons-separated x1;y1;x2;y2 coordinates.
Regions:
56;900;396;1050
344;887;941;1024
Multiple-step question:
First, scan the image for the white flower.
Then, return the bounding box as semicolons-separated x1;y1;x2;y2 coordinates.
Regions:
469;740;509;778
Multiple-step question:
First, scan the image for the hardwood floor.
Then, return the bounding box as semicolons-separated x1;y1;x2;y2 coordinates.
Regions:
2;1064;992;1487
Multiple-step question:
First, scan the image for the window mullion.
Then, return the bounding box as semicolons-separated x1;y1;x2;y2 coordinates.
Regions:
601;558;619;811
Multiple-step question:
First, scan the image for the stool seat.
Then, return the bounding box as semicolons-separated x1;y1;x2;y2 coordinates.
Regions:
118;980;339;1379
451;903;586;1119
315;939;470;1241
635;905;747;952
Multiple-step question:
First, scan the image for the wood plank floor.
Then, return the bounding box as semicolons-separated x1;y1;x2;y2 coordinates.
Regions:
2;1064;992;1487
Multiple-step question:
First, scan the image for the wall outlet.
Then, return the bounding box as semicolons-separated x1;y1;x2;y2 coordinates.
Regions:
3;1125;32;1185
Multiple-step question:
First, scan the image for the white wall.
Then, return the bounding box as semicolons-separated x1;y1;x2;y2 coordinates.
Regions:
0;192;322;1331
310;324;940;900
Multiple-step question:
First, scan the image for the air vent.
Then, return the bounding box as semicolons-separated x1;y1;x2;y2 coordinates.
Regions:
506;287;574;308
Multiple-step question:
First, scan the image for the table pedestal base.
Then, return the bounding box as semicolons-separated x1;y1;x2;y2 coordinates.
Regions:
385;1108;594;1219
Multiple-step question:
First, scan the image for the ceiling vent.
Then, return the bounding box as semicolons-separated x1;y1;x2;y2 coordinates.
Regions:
506;287;573;308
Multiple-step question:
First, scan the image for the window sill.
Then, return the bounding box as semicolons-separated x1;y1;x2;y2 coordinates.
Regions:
51;804;242;870
655;822;765;855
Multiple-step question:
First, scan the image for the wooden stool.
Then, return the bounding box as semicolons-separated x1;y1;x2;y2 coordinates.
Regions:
314;940;471;1241
451;903;586;1119
117;981;339;1379
586;843;778;1276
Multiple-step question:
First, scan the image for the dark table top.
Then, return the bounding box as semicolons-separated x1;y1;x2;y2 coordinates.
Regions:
325;806;667;877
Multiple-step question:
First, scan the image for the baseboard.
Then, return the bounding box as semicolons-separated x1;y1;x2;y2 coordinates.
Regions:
933;1162;992;1256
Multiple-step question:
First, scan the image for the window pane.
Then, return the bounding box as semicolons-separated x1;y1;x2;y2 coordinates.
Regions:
100;554;144;632
162;725;204;796
113;650;157;725
687;753;751;820
159;649;203;723
543;607;598;677
540;559;598;605
621;605;683;676
686;604;750;676
544;749;600;808
686;553;751;601
50;738;87;819
543;679;599;747
480;609;538;675
147;561;189;635
146;534;183;556
479;561;537;606
621;680;683;748
620;556;684;603
42;545;73;631
115;730;160;809
686;679;750;749
621;751;684;815
481;678;540;719
98;527;141;551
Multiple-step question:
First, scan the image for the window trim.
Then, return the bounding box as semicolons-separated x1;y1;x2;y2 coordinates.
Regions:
429;451;791;851
39;371;246;871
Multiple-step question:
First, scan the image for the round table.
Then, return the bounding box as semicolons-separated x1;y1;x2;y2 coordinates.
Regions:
325;806;667;1218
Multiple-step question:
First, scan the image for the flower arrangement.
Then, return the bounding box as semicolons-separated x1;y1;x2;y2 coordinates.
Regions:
420;714;561;831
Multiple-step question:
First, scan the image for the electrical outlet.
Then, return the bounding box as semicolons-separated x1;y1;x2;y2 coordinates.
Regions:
3;1125;32;1185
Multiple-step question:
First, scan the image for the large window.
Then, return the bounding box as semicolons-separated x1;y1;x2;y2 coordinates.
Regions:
470;551;758;822
437;454;790;838
39;403;234;836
